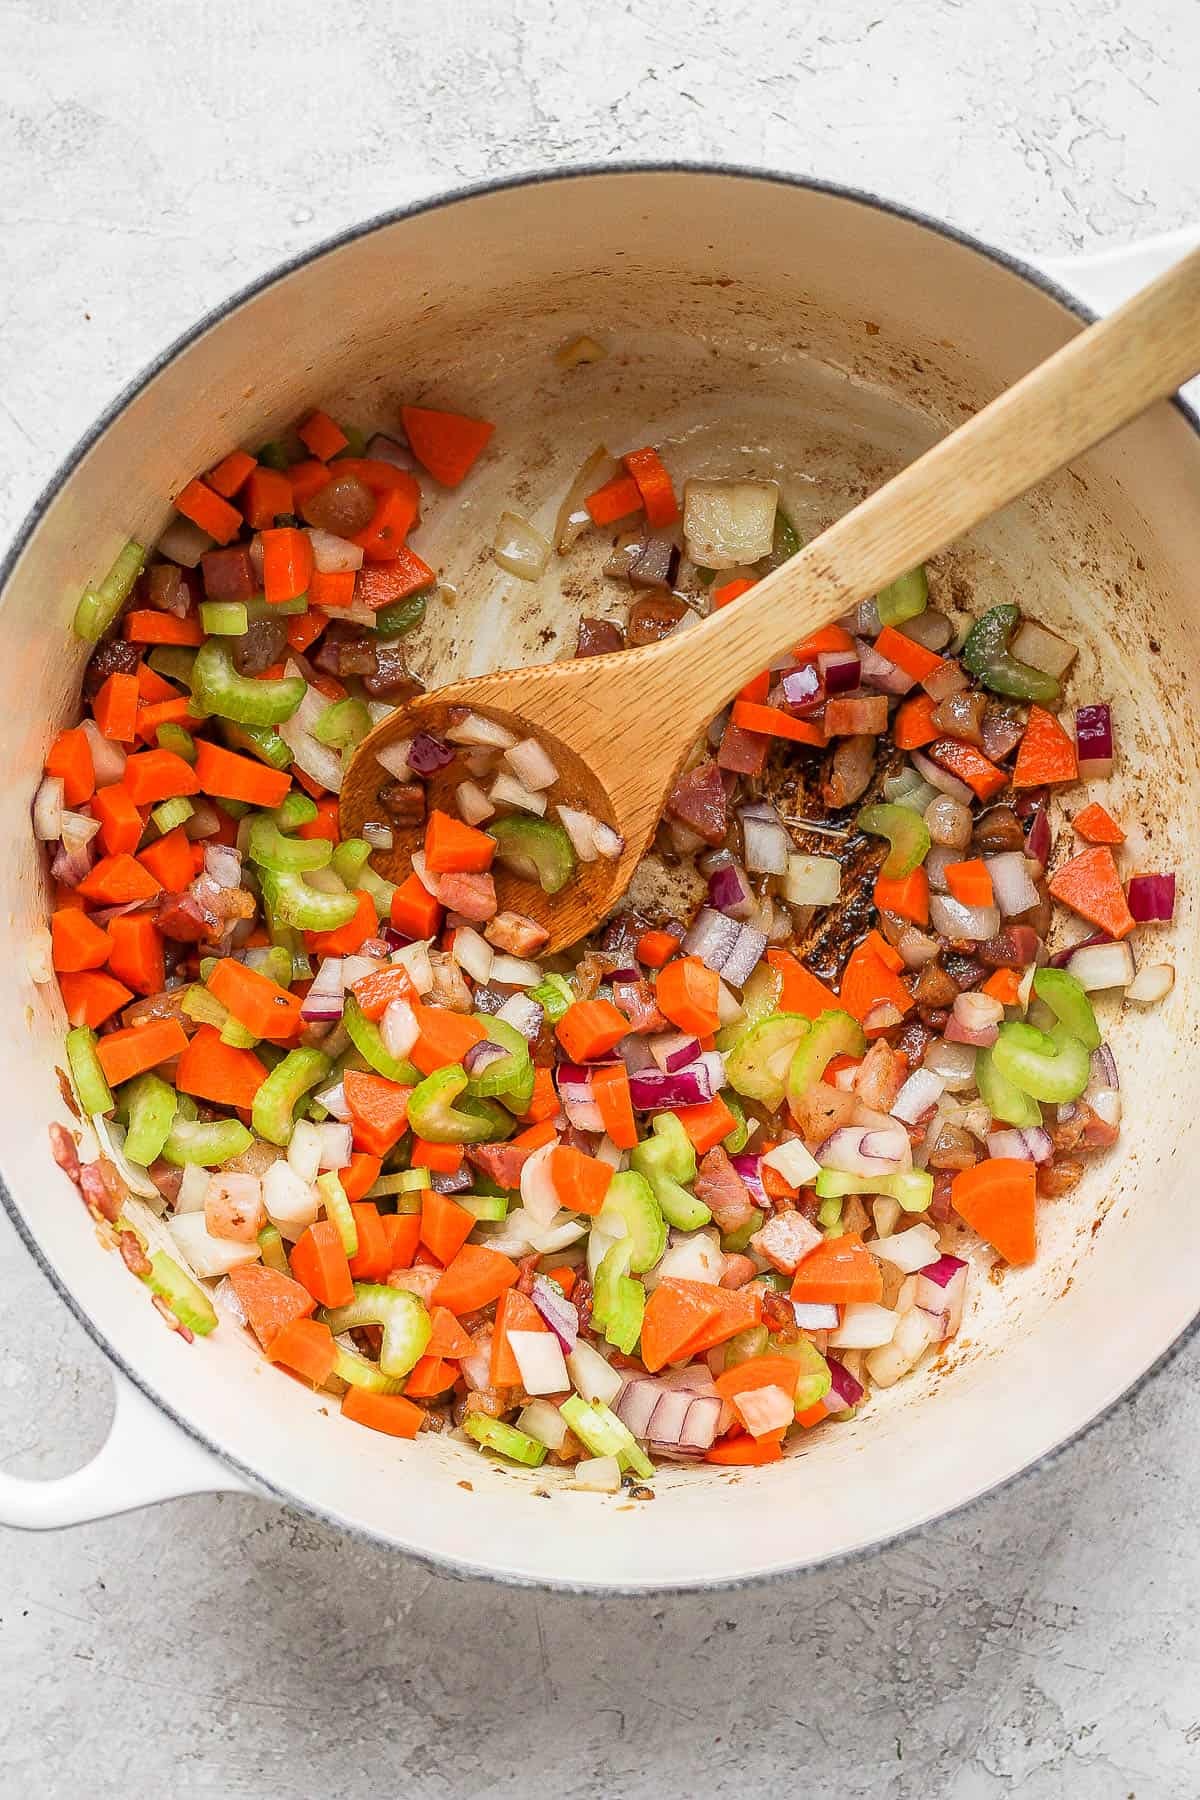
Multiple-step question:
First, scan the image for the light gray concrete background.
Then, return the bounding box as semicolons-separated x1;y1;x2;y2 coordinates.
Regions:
2;2;1199;1794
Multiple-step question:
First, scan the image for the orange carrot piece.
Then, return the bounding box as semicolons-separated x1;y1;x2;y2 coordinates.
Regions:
401;405;494;487
431;1243;519;1315
640;1278;725;1372
789;1232;883;1305
383;1213;422;1273
674;1093;737;1156
1013;704;1078;788
794;623;856;660
340;1153;383;1204
120;748;200;805
260;525;314;606
925;739;1007;802
675;1282;763;1359
208;957;303;1040
95;1017;188;1087
135;697;197;742
91;785;145;856
136;826;194;894
45;727;95;806
550;1144;613;1216
425;1306;474;1360
713;1355;802;1401
545;1264;576;1300
341;1387;423;1437
873;866;929;926
308;569;356;610
861;929;904;974
289;1219;355;1309
350;963;418;1022
305;889;376;957
838;941;912;1026
766;948;840;1019
510;1120;559;1152
555;999;628;1062
873;624;946;683
228;1263;316;1348
655;955;720;1036
982;967;1023;1005
390;873;444;939
518;1066;560;1124
351;481;421;563
1048;846;1135;940
355;545;437;609
731;700;827;746
174;478;242;545
122;610;204;646
894;692;940;750
77;852;162;905
206;449;257;498
296;795;341;844
952;1158;1037;1263
192;741;292;808
637;929;680;969
424;809;495;874
490;1288;550;1386
51;908;111;973
585;474;643;526
175;1024;266;1108
622;446;679;526
402;1355;456;1397
285;459;333;507
297;409;349;462
266;1316;337;1386
705;1429;785;1465
409;1004;487;1076
105;913;165;996
411;1137;465;1175
713;577;756;608
342;1069;412;1157
92;671;140;744
241;466;295;530
344;1203;393;1281
286;610;328;654
57;970;133;1029
944;858;995;909
136;662;180;704
592;1063;637;1150
1072;801;1125;846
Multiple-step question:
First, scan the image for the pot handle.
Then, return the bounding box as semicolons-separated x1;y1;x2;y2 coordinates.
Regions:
1040;226;1200;316
0;1368;253;1529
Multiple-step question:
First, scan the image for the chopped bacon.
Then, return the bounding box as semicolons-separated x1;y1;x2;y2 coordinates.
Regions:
485;911;549;957
575;616;624;659
717;721;769;777
48;1123;81;1184
1038;1157;1083;1197
466;1138;549;1190
118;1230;153;1279
666;757;727;847
750;1209;823;1274
719;1253;757;1289
851;1040;905;1112
760;1284;801;1340
437;870;497;923
821;734;876;808
695;1145;758;1234
78;1161;122;1223
612;977;666;1034
515;1253;540;1296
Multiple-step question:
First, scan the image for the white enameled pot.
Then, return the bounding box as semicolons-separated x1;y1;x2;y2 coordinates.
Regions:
2;169;1199;1591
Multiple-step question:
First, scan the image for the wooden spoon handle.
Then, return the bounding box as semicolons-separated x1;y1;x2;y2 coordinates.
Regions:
671;241;1200;706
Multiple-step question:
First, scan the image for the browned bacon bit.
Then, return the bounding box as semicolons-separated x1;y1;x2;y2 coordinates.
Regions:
378;780;427;827
929;1169;956;1223
573;1273;593;1333
48;1122;82;1184
78;1160;122;1223
666;757;727;846
760;1286;800;1341
151;1293;194;1343
1038;1158;1084;1198
575;616;624;659
484;911;550;957
118;1230;153;1279
515;1253;540;1297
695;1145;756;1234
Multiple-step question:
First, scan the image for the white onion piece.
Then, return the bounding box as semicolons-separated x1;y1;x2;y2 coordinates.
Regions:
278;665;345;792
455;780;495;826
566;1339;623;1406
683;478;778;568
264;1159;320;1239
80;718;127;788
32;775;65;840
362;821;394;851
409;851;441;899
159;515;214;567
923;1038;978;1091
204;843;242;890
761;1139;820;1187
986;851;1040;919
817;1124;911;1175
286;1119;323;1186
508;1329;569;1395
911;749;973;806
865;1306;937;1387
495;992;543;1038
26;925;54;985
381;998;419;1059
871;1196;902;1240
306;527;364;573
1126;961;1174;1005
175;1163;210;1214
446;712;517;750
929;894;1001;942
1066;940;1135;991
504;737;558;791
573;1455;623;1493
313;1080;351;1123
341;953;381;988
641;1231;723;1292
592;821;624;859
784;854;840;906
489;771;547;815
518;1399;570;1451
489;954;541;987
375;739;414;781
829;1302;899;1350
389;938;434;993
1010;618;1078;679
871;1223;941;1273
520;1143;561;1228
168;1210;260;1278
494;511;551;581
741;810;790;876
891;1067;946;1124
451;927;494;984
316;1122;354;1171
554;804;598;861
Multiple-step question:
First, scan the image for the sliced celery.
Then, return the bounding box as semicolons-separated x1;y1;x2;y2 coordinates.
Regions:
330;838;371;887
161;1117;253;1166
463;1414;547;1466
342;995;420;1085
151;795;194;833
66;1027;113;1117
405;1065;511;1145
199;602;249;637
559;1396;652;1480
313;697;371;751
251;1046;331;1146
140;1251;218;1335
322;1281;431;1378
72;540;146;643
317;1170;357;1256
156;723;197;763
257;1222;290;1275
121;1073;178;1165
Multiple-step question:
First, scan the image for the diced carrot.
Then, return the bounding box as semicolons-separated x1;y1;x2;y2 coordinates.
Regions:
342;1068;413;1157
292;768;329;801
794;624;856;660
622;446;678;526
176;1024;267;1108
305;889;376;957
550;1144;613;1216
383;1213;421;1273
894;692;940;750
873;866;929;926
136;826;194;894
260;525;314;606
737;669;771;704
77;852;162;905
423;1306;473;1361
193;740;292;808
294;796;340;845
518;1067;560;1124
730;700;826;746
952;1158;1036;1263
424;810;495;874
307;568;356;611
403;1355;456;1397
266;1317;337;1387
1072;802;1125;846
490;1288;550;1385
556;999;628;1062
95;1017;189;1087
545;1265;576;1300
355;547;437;610
766;947;840;1019
174;478;242;545
206;449;257;498
297;409;349;461
136;663;180;704
431;1243;519;1314
640;1279;725;1372
341;1387;423;1437
349;964;417;1022
390;873;444;940
334;1155;381;1207
713;1355;801;1401
412;1137;465;1175
636;930;680;969
409;1003;487;1076
207;957;301;1041
713;576;755;608
340;1203;391;1281
873;624;946;683
837;940;912;1026
790;1232;883;1305
795;1401;828;1430
509;1120;559;1152
51;908;111;973
1013;704;1078;789
45;727;95;806
289;1218;355;1308
285;458;333;507
401;405;494;487
925;739;1007;802
229;1263;316;1348
982;967;1023;1005
58;970;133;1029
585;474;643;526
674;1093;737;1156
241;466;295;530
1048;845;1135;940
655;956;720;1036
122;610;205;646
121;748;200;806
91;784;145;856
861;928;904;974
105;913;165;996
92;671;140;744
674;1282;763;1359
705;1429;785;1465
135;697;197;742
592;1062;637;1150
352;481;421;563
944;858;995;909
759;1155;799;1202
285;610;328;654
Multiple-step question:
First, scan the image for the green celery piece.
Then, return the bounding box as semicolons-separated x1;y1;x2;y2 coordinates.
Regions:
243;594;307;619
257;1223;290;1275
219;797;253;819
768;1336;832;1413
252;1046;331;1146
487;816;577;895
371;592;430;635
121;1073;178;1165
405;1064;511;1145
757;506;802;574
1032;967;1101;1052
146;645;197;688
151;795;195;834
331;837;372;887
590;1236;633;1330
817;1195;843;1229
812;1168;933;1212
721;1092;750;1155
66;1027;114;1116
464;1015;534;1108
961;603;1059;702
723;1324;769;1367
247;815;333;873
857;802;931;878
317;1170;357;1255
192;639;305;726
162;1117;253;1166
343;995;421;1084
219;720;293;770
883;769;938;814
605;1275;645;1356
975;1046;1043;1128
181;984;257;1049
156;723;197;763
595;1169;667;1271
313;697;371;751
260;867;358;932
273;791;319;832
255;440;292;471
720;1216;760;1254
723;1011;810;1111
463;1414;547;1466
367;1167;431;1198
140;1251;218;1335
628;1120;709;1232
322;1281;432;1378
528;972;574;1023
358;863;397;921
72;540;146;643
335;423;367;458
559;1395;653;1480
991;1021;1091;1105
333;1345;406;1393
456;1193;508;1221
787;1009;867;1101
876;565;928;627
199;602;248;637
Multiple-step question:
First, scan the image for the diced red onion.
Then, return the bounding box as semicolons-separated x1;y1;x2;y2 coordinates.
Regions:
719;923;767;990
307;527;364;574
987;851;1040;919
507;1329;570;1397
708;862;755;919
780;662;824;713
628;1063;714;1112
871;1222;941;1273
51;839;95;888
682;907;742;972
1090;1043;1119;1091
556;1063;606;1133
1066;940;1135;991
914;1257;968;1338
463;1039;508;1077
895;925;941;970
891;1067;946;1125
408;731;454;775
1024;799;1051;869
615;1378;663;1441
1074;703;1114;778
987;1125;1053;1163
929;893;1001;942
818;649;861;694
825;1355;865;1409
817;1124;911;1176
1048;928;1111;968
922;1039;978;1091
530;1275;579;1352
729;1153;769;1208
647;1388;699;1447
945;990;1003;1048
60;809;100;856
490;770;547;816
650;1031;703;1074
856;635;914;695
911;749;973;806
1127;873;1175;923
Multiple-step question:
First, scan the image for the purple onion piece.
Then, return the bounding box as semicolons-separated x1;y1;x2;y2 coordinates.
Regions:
1048;929;1112;968
463;1039;508;1075
530;1275;579;1353
729;1153;769;1208
719;922;767;990
825;1355;865;1409
407;731;455;775
1090;1043;1118;1090
431;1167;473;1194
1126;873;1175;923
682;907;743;972
780;662;824;713
708;862;755;920
817;649;862;693
627;1063;714;1112
1024;799;1051;868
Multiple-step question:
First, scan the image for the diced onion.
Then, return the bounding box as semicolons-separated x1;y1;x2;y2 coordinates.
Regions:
783;854;840;906
929;894;1001;942
573;1454;623;1493
504;737;558;792
362;821;394;851
286;1120;324;1186
456;780;495;826
168;1210;260;1278
683;478;779;569
761;1139;820;1187
375;739;414;780
313;1080;351;1122
446;712;517;750
33;775;65;841
489;772;547;815
493;512;551;582
986;851;1040;919
390;939;435;993
381;998;419;1059
891;1067;946;1124
489;954;541;987
865;1307;937;1387
1010;619;1078;679
829;1303;899;1350
1066;940;1135;991
911;749;973;806
450;927;494;984
870;1223;941;1273
566;1339;623;1406
80;718;127;788
518;1399;570;1451
1125;961;1174;1005
158;515;214;567
306;528;364;573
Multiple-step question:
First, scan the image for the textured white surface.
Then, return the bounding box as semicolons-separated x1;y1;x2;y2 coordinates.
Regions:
3;2;1200;1794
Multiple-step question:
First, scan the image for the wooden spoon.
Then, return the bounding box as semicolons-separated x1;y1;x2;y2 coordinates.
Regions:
341;246;1200;951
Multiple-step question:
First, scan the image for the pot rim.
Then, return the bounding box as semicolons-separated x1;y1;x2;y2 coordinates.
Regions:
3;157;1197;1594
